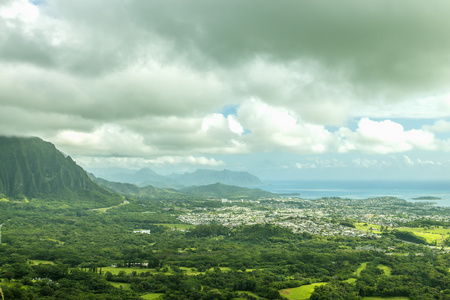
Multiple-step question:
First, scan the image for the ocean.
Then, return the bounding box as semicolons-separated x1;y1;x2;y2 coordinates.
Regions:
258;180;450;207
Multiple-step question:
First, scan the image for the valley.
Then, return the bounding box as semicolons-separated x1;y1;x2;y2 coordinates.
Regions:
0;137;450;299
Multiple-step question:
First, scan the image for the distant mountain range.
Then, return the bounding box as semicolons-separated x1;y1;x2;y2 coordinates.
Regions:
99;168;263;188
0;136;275;203
0;136;121;207
180;182;275;199
90;175;275;200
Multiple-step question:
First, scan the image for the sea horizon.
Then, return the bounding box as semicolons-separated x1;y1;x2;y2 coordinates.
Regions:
257;179;450;207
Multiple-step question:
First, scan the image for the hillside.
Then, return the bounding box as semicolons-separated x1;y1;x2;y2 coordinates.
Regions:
169;169;263;187
0;136;121;207
97;168;263;188
180;182;276;199
91;174;186;200
92;175;274;200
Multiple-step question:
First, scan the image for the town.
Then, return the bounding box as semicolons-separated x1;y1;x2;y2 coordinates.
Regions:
178;196;450;241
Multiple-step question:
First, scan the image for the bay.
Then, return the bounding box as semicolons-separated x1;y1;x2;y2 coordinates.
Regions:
258;180;450;207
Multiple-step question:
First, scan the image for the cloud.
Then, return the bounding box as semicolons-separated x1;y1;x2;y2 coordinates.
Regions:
0;0;39;23
0;105;96;137
237;99;336;153
403;155;440;167
53;124;154;157
352;158;379;168
228;59;353;126
144;156;225;167
2;0;450;176
52;112;247;158
423;120;450;133
403;155;414;166
295;157;349;171
74;156;224;171
339;118;436;154
353;95;450;119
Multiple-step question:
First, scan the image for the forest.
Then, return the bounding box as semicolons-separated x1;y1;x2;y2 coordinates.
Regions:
1;193;450;300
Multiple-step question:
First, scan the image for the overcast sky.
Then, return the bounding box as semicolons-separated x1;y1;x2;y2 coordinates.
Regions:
1;0;450;181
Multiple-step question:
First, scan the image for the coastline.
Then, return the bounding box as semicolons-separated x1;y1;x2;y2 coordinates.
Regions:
257;180;450;207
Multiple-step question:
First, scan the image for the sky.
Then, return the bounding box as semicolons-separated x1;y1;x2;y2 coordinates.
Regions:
1;0;450;181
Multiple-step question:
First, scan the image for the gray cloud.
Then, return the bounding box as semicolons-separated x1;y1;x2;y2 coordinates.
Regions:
120;0;450;101
5;1;450;100
1;0;450;175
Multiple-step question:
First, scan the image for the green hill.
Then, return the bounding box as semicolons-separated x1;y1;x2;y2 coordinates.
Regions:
170;169;263;187
180;182;276;199
91;174;186;200
92;176;273;200
0;136;121;207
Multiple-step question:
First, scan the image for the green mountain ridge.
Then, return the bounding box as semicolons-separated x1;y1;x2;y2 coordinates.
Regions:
91;175;275;200
90;174;186;200
180;182;276;199
169;169;263;187
98;167;262;188
0;136;121;207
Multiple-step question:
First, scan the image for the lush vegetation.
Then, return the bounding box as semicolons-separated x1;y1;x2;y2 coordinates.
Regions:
1;137;450;299
1;196;450;300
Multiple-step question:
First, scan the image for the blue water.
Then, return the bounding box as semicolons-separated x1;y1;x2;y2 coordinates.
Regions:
259;180;450;207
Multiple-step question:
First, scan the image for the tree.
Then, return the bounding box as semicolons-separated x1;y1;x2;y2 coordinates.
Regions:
3;271;14;282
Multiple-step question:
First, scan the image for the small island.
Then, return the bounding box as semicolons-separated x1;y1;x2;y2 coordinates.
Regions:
411;196;442;200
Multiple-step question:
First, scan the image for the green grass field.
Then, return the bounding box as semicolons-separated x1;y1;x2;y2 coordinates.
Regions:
109;282;131;290
101;266;157;275
356;262;367;276
362;297;409;300
99;266;236;277
90;199;128;213
354;223;449;245
154;223;197;230
279;283;327;300
29;260;55;265
345;278;357;284
394;227;447;244
140;293;163;299
234;291;263;299
377;264;391;276
354;223;382;231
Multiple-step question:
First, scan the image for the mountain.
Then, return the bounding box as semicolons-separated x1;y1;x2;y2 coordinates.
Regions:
169;169;263;187
96;168;263;188
98;168;179;188
180;182;275;199
92;175;274;200
0;136;121;207
91;174;186;200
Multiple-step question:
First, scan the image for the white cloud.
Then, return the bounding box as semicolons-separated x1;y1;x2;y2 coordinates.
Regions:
403;155;414;166
0;0;39;23
352;158;379;168
296;158;345;169
403;155;441;167
353;94;450;119
423;120;450;133
296;162;316;169
53;124;154;157
2;0;450;178
339;118;436;154
227;115;244;135
237;99;336;153
144;156;225;167
73;155;224;171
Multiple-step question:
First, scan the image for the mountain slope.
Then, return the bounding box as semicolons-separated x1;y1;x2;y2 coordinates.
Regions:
169;169;263;187
180;182;275;199
99;168;180;188
97;168;263;188
0;136;121;207
91;174;186;200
